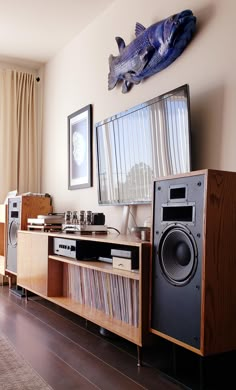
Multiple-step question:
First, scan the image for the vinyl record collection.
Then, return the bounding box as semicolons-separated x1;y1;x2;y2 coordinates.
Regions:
66;264;139;327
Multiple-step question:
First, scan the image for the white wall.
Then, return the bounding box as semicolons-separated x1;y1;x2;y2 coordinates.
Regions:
42;0;236;232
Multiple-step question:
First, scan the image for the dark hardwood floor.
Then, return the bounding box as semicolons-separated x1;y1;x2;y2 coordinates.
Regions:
0;285;234;390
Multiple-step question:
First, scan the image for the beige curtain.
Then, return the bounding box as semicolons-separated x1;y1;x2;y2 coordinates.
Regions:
0;69;41;203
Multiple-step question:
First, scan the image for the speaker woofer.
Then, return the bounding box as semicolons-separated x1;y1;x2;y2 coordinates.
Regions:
9;220;19;248
159;225;197;285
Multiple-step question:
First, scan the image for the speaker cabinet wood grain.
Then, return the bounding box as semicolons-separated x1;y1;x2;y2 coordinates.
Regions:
151;169;236;356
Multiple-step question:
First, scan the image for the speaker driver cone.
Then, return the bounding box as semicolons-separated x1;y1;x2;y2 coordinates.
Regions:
160;226;197;285
9;220;19;248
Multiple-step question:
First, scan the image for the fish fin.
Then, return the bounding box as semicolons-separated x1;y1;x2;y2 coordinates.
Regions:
122;80;133;94
115;36;126;53
109;54;115;66
108;72;118;90
124;72;141;85
135;22;146;36
139;46;155;63
108;56;118;90
129;46;154;75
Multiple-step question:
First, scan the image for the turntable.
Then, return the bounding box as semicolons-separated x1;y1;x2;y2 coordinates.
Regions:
27;214;64;232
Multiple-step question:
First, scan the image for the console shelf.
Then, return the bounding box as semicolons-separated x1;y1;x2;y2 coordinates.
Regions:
17;231;151;351
48;255;140;280
46;296;140;343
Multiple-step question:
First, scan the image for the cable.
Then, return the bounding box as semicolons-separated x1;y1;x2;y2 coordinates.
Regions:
107;226;120;234
129;210;138;227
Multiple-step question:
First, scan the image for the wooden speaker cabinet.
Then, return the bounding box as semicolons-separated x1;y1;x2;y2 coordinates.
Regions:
151;169;236;356
6;195;52;274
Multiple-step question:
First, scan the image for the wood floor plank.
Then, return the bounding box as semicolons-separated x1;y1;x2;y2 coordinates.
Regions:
0;286;185;390
0;293;97;389
24;300;179;390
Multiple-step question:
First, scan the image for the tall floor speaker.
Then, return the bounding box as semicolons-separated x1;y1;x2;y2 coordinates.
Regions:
151;169;236;356
6;194;52;274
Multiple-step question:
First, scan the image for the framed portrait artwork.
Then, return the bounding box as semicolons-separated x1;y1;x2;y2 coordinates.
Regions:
68;104;92;190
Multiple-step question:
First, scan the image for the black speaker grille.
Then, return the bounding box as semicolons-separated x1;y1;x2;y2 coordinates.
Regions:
159;225;197;285
151;174;204;348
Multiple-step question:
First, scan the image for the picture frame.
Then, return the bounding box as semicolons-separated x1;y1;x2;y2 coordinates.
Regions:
68;104;92;190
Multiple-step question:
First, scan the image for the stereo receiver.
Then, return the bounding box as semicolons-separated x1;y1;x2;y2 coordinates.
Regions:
53;237;98;260
53;238;76;259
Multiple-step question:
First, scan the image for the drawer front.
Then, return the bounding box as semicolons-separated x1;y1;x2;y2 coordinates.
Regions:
112;257;131;271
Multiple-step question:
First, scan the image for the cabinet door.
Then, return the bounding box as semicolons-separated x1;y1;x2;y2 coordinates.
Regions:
17;232;48;296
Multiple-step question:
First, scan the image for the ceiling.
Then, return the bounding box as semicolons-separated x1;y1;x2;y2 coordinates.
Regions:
0;0;113;69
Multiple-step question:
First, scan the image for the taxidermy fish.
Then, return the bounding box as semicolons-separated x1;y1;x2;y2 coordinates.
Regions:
108;9;197;93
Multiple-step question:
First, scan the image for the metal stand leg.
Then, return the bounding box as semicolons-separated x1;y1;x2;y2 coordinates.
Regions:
85;319;88;328
137;346;142;367
10;285;26;297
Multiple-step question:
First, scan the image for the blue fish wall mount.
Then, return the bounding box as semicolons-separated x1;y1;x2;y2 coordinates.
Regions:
108;9;197;93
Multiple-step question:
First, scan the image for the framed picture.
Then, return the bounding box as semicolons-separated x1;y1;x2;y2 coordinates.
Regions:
68;104;92;190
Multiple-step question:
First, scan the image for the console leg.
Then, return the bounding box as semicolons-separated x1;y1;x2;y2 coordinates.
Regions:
137;346;142;367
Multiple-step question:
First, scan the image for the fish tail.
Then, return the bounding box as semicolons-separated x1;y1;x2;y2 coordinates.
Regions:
108;55;118;90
